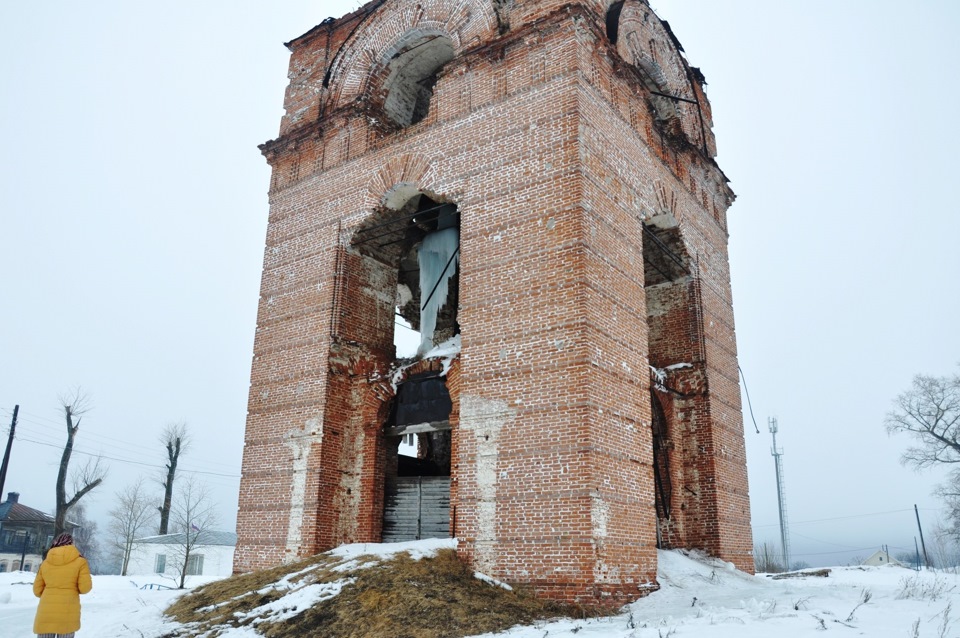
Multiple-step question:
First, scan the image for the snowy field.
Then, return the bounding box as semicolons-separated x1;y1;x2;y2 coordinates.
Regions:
1;541;957;637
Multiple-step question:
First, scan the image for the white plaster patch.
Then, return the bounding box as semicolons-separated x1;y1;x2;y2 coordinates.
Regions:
459;395;514;574
591;494;610;540
283;418;323;562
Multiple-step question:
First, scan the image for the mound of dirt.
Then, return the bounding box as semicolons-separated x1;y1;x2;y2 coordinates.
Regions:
162;547;583;638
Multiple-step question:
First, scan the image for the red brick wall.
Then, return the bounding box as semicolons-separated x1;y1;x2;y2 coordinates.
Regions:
236;0;753;603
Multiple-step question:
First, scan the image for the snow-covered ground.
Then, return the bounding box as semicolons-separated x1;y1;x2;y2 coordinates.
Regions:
1;542;956;637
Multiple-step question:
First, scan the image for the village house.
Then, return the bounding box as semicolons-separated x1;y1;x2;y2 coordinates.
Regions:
0;492;74;573
127;531;237;580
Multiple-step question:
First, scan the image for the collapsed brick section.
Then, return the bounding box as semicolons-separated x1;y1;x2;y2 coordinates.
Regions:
236;0;754;604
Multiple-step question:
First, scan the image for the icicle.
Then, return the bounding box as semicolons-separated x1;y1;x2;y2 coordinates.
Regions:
418;227;459;355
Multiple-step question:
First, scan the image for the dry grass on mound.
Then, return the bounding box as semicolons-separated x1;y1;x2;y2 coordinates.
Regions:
163;549;583;638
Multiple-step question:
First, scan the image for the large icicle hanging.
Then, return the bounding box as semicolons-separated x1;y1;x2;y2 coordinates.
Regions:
418;227;459;355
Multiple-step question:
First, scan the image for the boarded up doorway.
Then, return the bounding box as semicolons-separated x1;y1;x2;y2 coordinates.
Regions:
383;372;452;541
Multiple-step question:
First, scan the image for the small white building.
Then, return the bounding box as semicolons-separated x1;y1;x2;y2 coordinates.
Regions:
862;548;905;567
127;531;236;579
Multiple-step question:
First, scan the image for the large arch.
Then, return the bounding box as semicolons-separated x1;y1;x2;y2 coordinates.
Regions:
322;0;498;117
613;0;705;149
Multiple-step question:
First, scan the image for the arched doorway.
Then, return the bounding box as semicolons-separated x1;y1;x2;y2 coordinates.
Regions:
351;192;460;542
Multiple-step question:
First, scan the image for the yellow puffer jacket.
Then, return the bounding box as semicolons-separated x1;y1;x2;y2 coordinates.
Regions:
32;544;93;634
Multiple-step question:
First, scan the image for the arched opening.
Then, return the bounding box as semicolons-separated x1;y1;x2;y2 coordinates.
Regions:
606;1;625;45
351;192;461;356
350;191;461;542
643;214;692;549
382;34;455;127
613;3;685;131
382;370;453;542
650;388;672;545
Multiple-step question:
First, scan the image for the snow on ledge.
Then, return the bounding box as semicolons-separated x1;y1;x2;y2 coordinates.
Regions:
327;537;458;562
390;334;462;390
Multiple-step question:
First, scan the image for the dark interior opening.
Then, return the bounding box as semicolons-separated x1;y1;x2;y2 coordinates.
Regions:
606;1;625;45
387;373;452;477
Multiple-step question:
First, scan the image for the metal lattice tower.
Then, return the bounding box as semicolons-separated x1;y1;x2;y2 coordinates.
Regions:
769;417;791;570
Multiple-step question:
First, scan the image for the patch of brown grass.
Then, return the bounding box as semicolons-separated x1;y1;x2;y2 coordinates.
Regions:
163;553;338;632
162;549;578;638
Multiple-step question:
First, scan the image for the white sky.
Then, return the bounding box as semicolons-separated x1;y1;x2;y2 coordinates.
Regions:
1;1;958;568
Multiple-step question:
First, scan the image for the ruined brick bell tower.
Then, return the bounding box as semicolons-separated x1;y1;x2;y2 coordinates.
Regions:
236;0;753;603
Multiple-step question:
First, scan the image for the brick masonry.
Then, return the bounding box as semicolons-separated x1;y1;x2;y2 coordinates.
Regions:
235;0;754;604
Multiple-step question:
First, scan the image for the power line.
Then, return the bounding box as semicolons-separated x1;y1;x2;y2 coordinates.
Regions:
738;364;760;434
753;507;940;528
790;546;880;557
3;406;241;473
16;436;240;480
790;530;868;550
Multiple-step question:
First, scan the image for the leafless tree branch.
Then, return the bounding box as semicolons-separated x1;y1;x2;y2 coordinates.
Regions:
108;479;156;576
54;389;107;536
158;421;190;535
885;369;960;470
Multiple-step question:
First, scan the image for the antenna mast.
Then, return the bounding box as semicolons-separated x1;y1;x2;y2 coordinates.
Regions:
769;416;791;570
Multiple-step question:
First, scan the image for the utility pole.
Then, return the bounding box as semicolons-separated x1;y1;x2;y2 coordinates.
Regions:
19;530;30;571
915;504;930;568
770;417;791;570
0;405;19;497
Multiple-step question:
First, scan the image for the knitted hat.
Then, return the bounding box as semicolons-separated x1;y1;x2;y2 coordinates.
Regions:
51;533;74;548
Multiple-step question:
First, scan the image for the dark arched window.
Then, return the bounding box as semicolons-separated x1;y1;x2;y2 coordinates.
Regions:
383;34;455;127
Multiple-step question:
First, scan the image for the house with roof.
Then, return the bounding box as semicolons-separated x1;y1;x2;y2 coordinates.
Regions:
127;530;237;579
0;492;76;573
862;548;905;567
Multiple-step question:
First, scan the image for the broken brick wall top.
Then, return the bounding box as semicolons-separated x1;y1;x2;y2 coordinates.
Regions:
269;0;720;164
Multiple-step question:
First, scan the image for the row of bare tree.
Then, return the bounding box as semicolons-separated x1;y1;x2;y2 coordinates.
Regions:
52;391;214;585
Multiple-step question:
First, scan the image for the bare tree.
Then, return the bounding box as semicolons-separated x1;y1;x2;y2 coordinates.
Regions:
107;479;156;576
888;369;960;552
158;422;190;535
55;390;107;537
885;368;960;469
166;477;218;588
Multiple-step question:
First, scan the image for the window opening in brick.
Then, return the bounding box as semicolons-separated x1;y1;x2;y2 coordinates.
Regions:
650;389;672;529
642;222;689;286
417;224;459;355
351;194;460;361
394;314;419;359
386;372;452;477
606;1;625;45
383;34;455;127
644;219;693;550
394;197;460;356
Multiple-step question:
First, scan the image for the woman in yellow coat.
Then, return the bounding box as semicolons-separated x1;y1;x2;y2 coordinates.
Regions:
32;533;93;638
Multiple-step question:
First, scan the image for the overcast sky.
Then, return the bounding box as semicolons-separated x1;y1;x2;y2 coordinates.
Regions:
2;1;958;568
